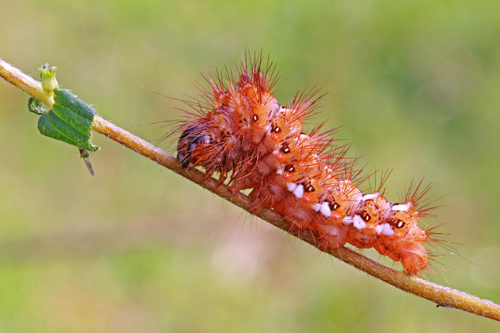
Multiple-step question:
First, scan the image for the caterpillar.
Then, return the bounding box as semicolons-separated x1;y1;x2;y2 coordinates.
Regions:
173;52;440;275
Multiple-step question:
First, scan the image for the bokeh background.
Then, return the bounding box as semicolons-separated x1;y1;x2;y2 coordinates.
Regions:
1;0;500;331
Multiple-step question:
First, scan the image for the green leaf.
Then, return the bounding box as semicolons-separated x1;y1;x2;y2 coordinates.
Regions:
28;65;100;152
54;88;96;122
28;97;46;115
37;108;98;152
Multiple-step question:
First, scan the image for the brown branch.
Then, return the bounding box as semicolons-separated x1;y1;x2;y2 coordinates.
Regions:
2;58;500;322
0;59;53;106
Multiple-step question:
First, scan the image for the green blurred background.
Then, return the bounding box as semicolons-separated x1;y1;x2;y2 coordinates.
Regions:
1;0;500;331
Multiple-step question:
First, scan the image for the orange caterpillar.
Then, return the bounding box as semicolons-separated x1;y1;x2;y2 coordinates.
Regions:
175;53;439;275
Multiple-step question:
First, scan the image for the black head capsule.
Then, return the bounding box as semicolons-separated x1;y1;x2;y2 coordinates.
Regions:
177;124;210;168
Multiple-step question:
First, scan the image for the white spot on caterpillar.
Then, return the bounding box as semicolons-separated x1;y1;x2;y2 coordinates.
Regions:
382;223;394;236
313;204;321;212
293;184;304;198
393;203;412;212
376;223;394;236
343;216;354;224
276;167;284;175
352;215;366;230
287;183;297;192
320;202;331;217
363;193;379;201
343;215;366;229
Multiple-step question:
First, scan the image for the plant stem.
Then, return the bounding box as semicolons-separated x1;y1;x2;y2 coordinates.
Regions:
0;59;53;107
2;58;500;321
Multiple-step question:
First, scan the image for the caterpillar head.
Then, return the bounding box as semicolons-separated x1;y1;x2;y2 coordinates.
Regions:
177;122;213;168
176;112;239;171
400;244;428;275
